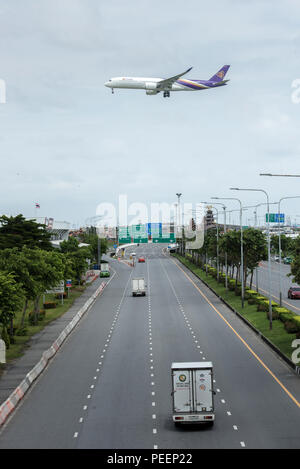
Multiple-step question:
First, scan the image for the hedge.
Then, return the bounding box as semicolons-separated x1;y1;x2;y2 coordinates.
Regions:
257;300;279;312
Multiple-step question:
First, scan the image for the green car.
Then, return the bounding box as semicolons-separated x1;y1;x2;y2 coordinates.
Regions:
283;257;293;264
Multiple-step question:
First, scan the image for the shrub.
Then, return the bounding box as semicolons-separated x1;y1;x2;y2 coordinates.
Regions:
284;320;299;334
244;289;252;300
255;295;268;305
248;297;257;305
43;301;57;309
246;289;259;299
235;286;241;296
289;315;300;332
257;300;278;312
272;307;294;323
228;279;236;291
266;310;279;320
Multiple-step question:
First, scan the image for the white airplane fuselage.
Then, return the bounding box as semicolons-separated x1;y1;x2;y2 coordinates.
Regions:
105;77;195;93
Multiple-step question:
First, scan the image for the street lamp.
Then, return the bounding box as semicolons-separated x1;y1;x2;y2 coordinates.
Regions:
85;215;105;268
201;201;227;287
199;203;220;281
212;196;245;308
176;193;182;253
230;188;273;329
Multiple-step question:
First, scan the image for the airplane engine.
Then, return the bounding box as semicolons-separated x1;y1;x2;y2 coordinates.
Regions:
146;89;158;95
145;82;157;90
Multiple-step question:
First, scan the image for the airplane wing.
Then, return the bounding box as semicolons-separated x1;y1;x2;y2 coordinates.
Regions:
156;67;193;90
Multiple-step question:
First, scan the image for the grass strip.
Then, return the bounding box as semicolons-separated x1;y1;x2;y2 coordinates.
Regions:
0;285;87;373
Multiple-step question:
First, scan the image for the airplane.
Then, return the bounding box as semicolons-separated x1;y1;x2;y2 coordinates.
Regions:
104;65;230;98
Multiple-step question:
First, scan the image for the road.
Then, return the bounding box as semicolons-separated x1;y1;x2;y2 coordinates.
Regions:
251;260;300;315
0;244;299;449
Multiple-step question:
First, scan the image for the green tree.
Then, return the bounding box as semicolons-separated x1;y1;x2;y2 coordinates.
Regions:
0;272;24;348
0;214;52;251
242;228;268;288
60;237;81;253
290;236;300;284
79;232;108;263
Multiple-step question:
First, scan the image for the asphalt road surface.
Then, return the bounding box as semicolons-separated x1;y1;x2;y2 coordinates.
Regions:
0;244;299;449
253;260;300;315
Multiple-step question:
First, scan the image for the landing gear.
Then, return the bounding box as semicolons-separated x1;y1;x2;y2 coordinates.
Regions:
163;91;170;98
112;88;114;94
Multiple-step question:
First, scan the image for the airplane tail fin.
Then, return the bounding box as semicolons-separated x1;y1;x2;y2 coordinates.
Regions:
209;65;230;82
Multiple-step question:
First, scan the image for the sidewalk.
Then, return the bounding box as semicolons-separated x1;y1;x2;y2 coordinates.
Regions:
0;275;103;406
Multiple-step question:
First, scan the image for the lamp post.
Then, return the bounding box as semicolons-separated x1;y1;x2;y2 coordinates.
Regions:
199;204;219;281
210;202;227;288
212;197;244;308
277;196;300;306
85;215;105;268
201;201;227;286
176;193;182;254
230;188;273;329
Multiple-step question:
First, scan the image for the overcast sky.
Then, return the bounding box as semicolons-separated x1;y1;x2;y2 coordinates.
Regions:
1;0;300;228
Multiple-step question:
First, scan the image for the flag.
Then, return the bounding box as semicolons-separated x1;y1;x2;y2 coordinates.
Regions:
35;203;40;209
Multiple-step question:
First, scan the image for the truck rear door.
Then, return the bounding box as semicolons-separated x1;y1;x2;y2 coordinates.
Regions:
172;369;192;413
193;369;213;412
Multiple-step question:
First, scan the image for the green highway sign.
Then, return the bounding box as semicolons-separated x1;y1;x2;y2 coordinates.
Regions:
266;213;285;223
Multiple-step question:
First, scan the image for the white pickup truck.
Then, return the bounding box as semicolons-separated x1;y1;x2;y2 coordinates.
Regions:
132;278;146;297
171;361;215;425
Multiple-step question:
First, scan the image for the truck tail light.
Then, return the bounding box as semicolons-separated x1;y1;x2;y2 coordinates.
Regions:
175;417;184;421
204;416;213;420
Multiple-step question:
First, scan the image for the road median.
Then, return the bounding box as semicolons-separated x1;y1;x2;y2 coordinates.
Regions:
172;253;300;376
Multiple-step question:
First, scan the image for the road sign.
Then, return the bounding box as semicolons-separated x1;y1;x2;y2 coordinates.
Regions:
266;213;285;223
46;280;64;294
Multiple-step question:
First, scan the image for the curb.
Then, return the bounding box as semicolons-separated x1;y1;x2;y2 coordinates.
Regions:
173;256;300;376
0;280;109;427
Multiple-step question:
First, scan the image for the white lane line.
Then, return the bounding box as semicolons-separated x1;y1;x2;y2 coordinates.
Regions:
240;442;246;447
233;425;238;430
74;432;79;438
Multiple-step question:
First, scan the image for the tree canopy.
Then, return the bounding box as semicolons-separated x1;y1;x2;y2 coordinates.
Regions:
0;214;52;251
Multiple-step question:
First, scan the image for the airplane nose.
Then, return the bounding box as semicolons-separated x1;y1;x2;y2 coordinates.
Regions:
105;81;111;87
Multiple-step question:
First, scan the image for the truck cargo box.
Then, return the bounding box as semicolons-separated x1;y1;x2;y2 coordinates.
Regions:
171;362;215;425
132;278;146;296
